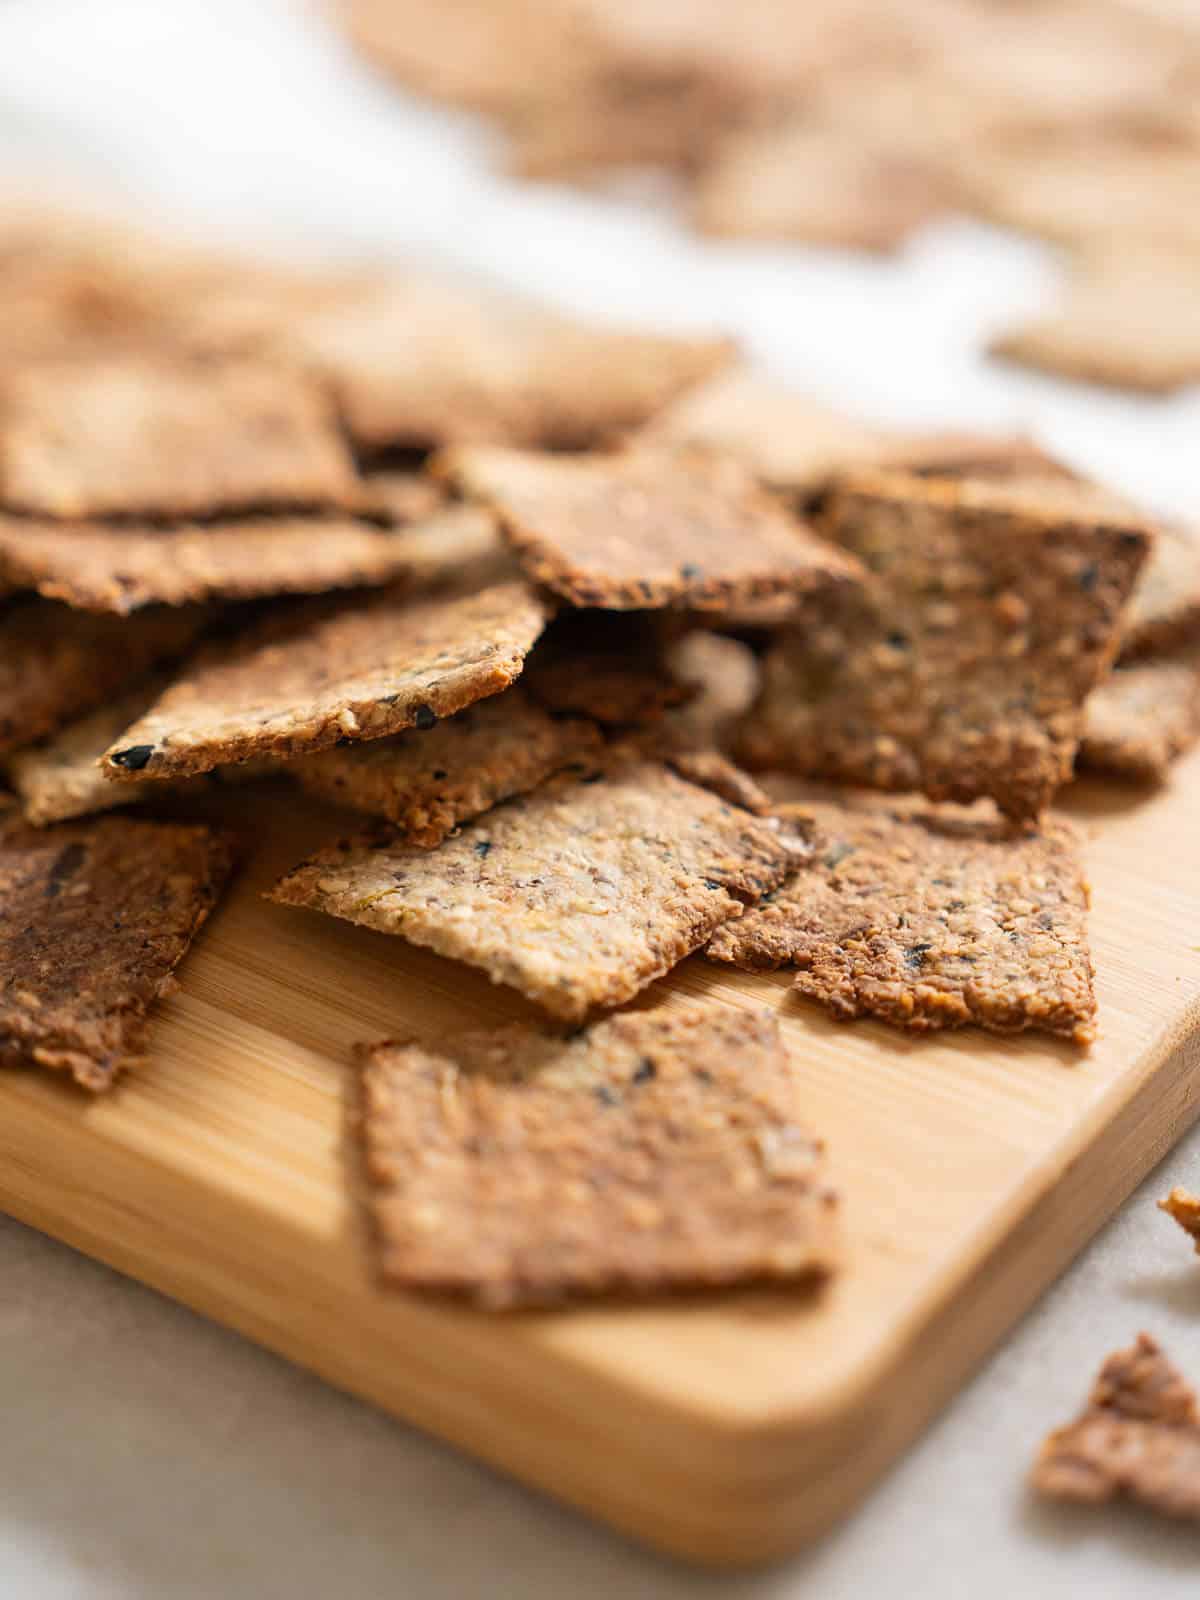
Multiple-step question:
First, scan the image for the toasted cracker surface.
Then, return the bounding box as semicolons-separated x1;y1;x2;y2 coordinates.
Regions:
1159;1187;1200;1255
1033;1334;1200;1519
103;579;549;781
270;757;798;1019
707;798;1096;1044
522;611;695;727
358;1004;838;1306
441;444;859;609
0;600;208;757
0;817;232;1089
1078;649;1200;783
291;686;603;845
1122;523;1200;661
0;352;359;518
738;470;1149;819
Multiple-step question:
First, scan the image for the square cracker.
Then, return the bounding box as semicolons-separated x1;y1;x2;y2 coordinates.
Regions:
358;1004;838;1307
0;504;493;615
737;471;1150;819
1033;1334;1200;1520
286;272;734;453
290;686;604;846
0;816;232;1089
439;444;860;609
0;352;360;518
102;578;550;781
1078;647;1200;783
270;756;799;1019
707;797;1097;1044
0;599;209;758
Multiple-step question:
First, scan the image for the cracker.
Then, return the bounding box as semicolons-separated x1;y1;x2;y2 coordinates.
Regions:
1078;649;1200;783
637;368;1054;499
737;471;1150;819
1122;523;1200;661
440;444;860;610
6;677;171;826
1032;1334;1200;1520
692;119;947;250
990;245;1200;395
290;686;603;846
1159;1187;1200;1254
665;629;761;746
707;799;1096;1043
358;1005;837;1307
103;579;549;781
0;817;232;1090
270;757;799;1019
0;599;208;757
521;611;695;726
0;509;464;615
357;471;446;526
287;272;734;452
0;352;359;518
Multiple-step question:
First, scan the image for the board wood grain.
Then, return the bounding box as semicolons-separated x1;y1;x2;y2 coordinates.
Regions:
0;752;1198;1567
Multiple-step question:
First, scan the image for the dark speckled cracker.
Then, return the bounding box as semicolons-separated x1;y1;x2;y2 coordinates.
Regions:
1032;1334;1200;1520
290;686;603;846
0;816;233;1090
439;444;861;610
358;1005;838;1308
1078;648;1200;783
103;579;549;782
270;757;800;1019
0;352;359;519
738;470;1150;820
0;599;209;757
707;799;1096;1045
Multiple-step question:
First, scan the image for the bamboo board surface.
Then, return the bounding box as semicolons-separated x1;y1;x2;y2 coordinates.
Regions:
0;752;1198;1568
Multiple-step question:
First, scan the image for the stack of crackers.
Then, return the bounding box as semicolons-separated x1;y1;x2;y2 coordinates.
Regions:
1;201;1195;1312
341;0;1200;394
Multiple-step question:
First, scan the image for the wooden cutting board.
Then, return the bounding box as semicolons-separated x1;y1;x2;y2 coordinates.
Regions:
1;753;1198;1568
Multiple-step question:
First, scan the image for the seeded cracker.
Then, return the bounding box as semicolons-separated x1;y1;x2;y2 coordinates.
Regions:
1078;649;1200;783
1159;1187;1200;1255
440;444;860;610
0;817;232;1089
358;1005;838;1307
0;352;359;518
291;687;603;846
103;579;549;781
1121;523;1200;661
1033;1334;1200;1520
270;758;798;1019
738;471;1149;819
0;599;209;757
707;800;1096;1044
521;611;696;727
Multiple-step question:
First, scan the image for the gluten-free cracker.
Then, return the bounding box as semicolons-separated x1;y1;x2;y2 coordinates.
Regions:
0;817;232;1089
707;799;1097;1044
1033;1334;1200;1520
358;1004;838;1307
270;756;798;1019
103;579;549;781
1121;523;1200;661
1078;649;1200;783
0;352;359;518
441;444;860;609
738;470;1149;819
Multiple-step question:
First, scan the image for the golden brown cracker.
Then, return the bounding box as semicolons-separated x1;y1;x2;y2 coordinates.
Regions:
1078;649;1200;783
1159;1187;1200;1255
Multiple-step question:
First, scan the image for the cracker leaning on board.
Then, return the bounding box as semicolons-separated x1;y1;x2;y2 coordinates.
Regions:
0;202;1196;1333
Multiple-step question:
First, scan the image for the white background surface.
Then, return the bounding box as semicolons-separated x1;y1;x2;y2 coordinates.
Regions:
1;2;1198;1594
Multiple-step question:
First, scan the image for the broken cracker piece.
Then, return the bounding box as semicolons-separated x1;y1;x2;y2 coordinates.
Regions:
0;351;359;519
440;444;859;609
270;756;797;1019
738;470;1150;819
358;1005;837;1308
1122;523;1200;661
290;686;603;846
1078;648;1200;783
707;799;1096;1045
0;599;209;757
1033;1333;1200;1520
0;817;232;1089
103;578;549;781
1159;1187;1200;1255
